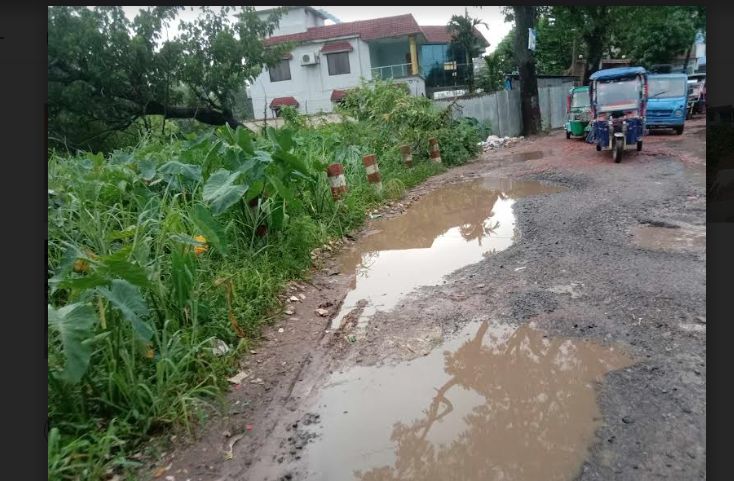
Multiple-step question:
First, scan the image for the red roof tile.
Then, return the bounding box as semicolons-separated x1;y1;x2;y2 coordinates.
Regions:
270;96;299;108
420;25;489;47
320;41;354;53
264;14;422;46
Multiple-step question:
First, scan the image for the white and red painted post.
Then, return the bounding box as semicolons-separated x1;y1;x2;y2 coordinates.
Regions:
363;154;382;193
400;144;413;168
326;163;347;200
428;138;442;163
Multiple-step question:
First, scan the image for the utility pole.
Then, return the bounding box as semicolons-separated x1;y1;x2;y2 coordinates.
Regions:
513;6;541;136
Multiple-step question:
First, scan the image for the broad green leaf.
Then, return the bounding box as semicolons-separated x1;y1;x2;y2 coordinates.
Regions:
273;149;311;177
245;179;264;202
97;279;153;341
267;174;302;211
138;158;156;181
158;161;202;183
191;204;227;255
58;273;111;292
203;169;248;215
236;127;254;155
48;303;97;383
97;248;151;288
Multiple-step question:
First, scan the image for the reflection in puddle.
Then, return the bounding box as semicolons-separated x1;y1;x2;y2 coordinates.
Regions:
301;321;631;481
332;179;563;331
631;224;705;252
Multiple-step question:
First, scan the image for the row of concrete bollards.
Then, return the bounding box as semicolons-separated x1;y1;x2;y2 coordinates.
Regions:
326;138;441;200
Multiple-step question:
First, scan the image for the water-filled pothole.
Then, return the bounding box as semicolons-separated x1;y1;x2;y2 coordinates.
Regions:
331;179;564;331
299;320;632;481
630;223;705;252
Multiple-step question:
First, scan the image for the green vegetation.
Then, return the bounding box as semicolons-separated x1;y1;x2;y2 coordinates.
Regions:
47;80;482;481
48;6;291;152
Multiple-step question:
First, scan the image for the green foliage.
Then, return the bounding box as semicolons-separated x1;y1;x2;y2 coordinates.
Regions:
48;80;483;480
476;28;515;93
48;6;290;152
614;7;704;68
447;9;488;64
524;6;706;78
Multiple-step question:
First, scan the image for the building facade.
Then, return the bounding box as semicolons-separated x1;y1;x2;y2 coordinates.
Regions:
249;7;487;119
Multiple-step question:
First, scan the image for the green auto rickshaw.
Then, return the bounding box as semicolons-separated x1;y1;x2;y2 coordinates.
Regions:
565;86;591;139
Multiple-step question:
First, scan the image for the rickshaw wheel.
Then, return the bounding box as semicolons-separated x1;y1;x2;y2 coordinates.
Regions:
613;139;623;163
596;144;602;152
637;141;643;151
566;131;571;139
675;126;684;135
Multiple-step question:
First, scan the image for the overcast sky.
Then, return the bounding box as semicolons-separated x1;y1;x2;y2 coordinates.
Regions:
120;6;513;55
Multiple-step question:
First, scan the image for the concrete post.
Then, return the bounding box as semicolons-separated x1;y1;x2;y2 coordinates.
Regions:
428;138;442;163
326;163;347;200
363;154;383;193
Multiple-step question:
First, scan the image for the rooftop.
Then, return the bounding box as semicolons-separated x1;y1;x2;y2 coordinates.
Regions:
264;13;488;47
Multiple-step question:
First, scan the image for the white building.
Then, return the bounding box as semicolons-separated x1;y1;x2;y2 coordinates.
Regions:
249;7;487;119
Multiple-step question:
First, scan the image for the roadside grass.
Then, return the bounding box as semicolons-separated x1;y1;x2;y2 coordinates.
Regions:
47;80;479;481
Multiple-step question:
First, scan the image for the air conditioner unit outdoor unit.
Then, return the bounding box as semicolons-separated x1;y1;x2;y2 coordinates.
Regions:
301;52;319;66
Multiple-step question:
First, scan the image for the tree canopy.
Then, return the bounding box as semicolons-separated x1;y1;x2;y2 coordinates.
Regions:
48;6;290;151
532;6;705;80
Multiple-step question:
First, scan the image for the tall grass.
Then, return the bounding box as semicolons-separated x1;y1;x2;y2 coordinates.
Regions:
47;80;482;480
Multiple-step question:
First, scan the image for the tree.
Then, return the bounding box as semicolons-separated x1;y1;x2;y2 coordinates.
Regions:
476;29;515;93
447;9;489;92
48;6;290;151
549;7;617;83
614;6;704;69
534;13;577;75
511;6;542;135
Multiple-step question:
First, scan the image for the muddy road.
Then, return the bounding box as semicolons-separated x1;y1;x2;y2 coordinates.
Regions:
152;119;706;481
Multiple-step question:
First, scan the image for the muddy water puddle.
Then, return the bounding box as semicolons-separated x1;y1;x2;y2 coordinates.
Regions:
297;320;632;481
331;179;563;331
631;223;705;252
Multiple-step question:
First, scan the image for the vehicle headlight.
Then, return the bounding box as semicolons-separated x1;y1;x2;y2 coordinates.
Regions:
674;110;682;117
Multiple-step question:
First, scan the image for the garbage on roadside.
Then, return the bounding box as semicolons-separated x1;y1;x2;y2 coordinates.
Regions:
478;135;524;152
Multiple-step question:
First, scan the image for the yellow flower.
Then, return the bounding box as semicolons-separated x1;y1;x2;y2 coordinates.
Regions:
144;345;155;359
73;259;90;273
194;235;208;255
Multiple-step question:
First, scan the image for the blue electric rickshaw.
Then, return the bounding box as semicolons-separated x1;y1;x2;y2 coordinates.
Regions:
587;67;649;163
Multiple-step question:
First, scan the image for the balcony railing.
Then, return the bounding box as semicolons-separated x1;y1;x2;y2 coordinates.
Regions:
424;63;474;89
371;63;413;80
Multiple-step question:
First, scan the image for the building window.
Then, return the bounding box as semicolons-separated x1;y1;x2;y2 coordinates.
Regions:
269;60;291;82
327;52;350;76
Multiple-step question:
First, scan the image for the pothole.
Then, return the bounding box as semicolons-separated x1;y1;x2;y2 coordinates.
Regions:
630;222;705;253
331;178;565;332
295;320;633;481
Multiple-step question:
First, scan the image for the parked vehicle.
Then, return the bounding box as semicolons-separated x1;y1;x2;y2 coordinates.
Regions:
686;73;706;118
646;73;688;135
565;86;591;139
588;66;649;163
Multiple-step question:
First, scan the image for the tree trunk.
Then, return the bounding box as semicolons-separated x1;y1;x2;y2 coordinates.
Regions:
583;7;610;84
145;102;241;128
682;44;692;72
513;6;541;136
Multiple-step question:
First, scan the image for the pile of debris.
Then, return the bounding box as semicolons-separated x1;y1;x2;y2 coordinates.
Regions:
478;135;524;152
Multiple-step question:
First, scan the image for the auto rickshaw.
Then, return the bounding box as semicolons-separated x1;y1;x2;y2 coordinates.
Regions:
587;66;648;163
565;86;591;139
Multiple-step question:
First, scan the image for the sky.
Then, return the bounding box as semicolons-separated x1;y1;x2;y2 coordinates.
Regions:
120;6;513;55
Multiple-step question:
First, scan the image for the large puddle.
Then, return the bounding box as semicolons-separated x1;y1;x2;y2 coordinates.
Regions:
299;320;632;481
331;179;563;331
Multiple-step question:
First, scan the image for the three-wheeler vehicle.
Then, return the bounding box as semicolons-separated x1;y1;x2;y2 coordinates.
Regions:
588;66;649;163
565;86;591;139
646;73;688;135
